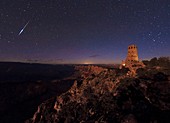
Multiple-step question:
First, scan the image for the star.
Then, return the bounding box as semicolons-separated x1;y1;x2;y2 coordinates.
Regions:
0;0;169;64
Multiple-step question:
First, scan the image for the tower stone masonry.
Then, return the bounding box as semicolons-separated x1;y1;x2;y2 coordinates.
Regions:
126;44;139;62
121;44;145;74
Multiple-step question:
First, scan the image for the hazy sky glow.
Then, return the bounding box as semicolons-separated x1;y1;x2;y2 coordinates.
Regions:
0;0;170;64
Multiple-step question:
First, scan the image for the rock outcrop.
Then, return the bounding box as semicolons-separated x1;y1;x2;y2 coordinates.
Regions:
26;65;170;123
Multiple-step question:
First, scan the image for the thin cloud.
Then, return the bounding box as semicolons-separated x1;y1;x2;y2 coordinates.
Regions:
26;59;39;62
56;58;64;61
43;58;64;62
89;54;100;58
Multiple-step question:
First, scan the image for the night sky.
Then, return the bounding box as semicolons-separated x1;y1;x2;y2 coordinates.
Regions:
0;0;170;64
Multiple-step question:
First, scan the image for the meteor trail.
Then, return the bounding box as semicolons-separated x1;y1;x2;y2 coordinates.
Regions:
18;21;30;36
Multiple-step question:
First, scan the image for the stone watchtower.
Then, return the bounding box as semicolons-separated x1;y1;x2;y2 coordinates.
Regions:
125;44;139;65
121;44;145;74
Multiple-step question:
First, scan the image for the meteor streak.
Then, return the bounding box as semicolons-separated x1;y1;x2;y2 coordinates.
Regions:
18;21;30;36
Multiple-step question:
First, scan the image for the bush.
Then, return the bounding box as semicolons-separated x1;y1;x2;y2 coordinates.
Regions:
145;57;170;68
153;72;168;81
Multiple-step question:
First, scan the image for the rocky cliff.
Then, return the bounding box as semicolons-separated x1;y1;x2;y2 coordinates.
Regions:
26;65;170;123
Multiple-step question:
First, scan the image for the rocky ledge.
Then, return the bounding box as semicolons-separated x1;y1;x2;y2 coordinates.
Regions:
26;65;170;123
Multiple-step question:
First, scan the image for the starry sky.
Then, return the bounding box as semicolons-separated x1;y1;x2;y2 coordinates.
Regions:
0;0;170;64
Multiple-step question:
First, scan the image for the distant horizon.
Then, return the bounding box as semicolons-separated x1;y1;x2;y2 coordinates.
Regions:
0;56;168;65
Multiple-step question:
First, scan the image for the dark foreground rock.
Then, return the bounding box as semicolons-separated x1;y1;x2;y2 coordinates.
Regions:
26;66;170;123
0;63;75;123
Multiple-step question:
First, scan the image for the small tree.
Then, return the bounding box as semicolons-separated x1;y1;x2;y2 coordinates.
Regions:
158;57;170;68
149;57;158;67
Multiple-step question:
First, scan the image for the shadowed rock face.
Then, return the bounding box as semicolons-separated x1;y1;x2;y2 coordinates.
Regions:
0;80;75;123
0;62;75;123
26;65;170;123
